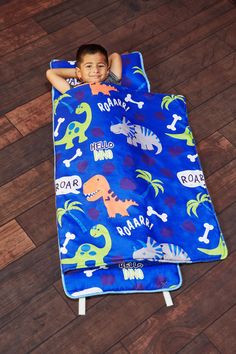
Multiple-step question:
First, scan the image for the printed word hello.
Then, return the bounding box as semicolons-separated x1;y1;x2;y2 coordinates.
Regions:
90;140;114;151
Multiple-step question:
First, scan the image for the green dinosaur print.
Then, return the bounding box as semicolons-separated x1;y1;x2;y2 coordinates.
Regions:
61;224;112;268
197;234;228;260
166;126;194;146
54;102;92;150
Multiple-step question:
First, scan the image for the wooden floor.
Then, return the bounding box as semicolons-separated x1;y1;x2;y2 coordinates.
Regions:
0;0;236;353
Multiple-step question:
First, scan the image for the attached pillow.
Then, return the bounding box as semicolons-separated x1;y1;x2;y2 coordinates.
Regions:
50;51;150;93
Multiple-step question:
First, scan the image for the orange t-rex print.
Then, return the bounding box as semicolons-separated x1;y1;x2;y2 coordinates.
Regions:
83;175;138;218
89;82;118;96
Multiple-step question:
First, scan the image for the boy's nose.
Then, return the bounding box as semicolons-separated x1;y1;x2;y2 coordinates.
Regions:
92;66;99;73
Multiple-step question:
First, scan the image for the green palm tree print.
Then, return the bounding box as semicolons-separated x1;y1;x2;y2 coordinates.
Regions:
132;66;146;78
57;200;87;232
161;95;185;110
186;193;211;217
136;169;164;198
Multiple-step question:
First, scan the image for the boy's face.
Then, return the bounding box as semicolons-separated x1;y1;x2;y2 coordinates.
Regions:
76;52;109;83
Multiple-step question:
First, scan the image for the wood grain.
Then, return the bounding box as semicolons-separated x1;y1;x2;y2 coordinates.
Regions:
0;125;53;186
177;333;220;354
0;18;46;55
0;116;22;149
206;159;236;213
149;34;233;91
189;85;236;142
121;252;236;354
205;304;236;353
16;195;57;246
0;160;54;226
6;92;52;135
0;236;60;327
0;220;35;270
0;1;235;352
0;0;65;30
176;51;236;107
197;131;236;177
0;286;76;354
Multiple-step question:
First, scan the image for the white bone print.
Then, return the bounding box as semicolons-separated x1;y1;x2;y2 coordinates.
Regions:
124;94;144;109
54;117;65;137
60;232;76;254
198;223;214;244
63;148;83;167
147;206;168;222
187;154;198;162
167;114;182;131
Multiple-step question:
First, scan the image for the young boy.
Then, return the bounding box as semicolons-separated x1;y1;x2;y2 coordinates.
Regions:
46;43;122;94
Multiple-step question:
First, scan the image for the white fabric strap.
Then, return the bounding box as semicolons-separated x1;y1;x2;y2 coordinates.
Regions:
163;291;173;307
78;297;86;315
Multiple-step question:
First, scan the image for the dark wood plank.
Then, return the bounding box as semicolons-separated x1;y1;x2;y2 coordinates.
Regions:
0;17;101;85
218;202;236;252
149;33;233;91
205;304;236;353
0;236;60;327
6;92;52;135
176;52;236;108
197;132;236;177
0;0;235;351
220;119;236;147
0;0;65;30
0;115;22;149
189;85;236;142
105;343;130;354
0;286;75;354
215;20;236;49
0;160;54;226
0;18;101;115
177;333;220;354
0;125;53;187
0;18;46;55
138;3;236;69
0;220;35;270
16;195;57;246
181;0;219;14
206;159;236;213
34;0;114;33
121;252;236;354
88;0;168;34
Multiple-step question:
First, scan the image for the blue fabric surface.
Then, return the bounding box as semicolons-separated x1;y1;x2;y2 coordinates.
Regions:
51;53;184;298
52;82;227;298
51;53;227;299
53;84;227;271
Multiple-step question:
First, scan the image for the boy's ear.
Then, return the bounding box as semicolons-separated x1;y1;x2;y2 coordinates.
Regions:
75;67;81;80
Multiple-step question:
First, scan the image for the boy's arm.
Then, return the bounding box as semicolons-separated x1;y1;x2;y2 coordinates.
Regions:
46;68;78;94
108;52;122;80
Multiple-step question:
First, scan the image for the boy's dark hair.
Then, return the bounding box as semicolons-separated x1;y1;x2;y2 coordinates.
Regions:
76;44;108;67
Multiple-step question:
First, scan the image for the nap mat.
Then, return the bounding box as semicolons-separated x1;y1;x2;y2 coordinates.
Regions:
52;71;227;299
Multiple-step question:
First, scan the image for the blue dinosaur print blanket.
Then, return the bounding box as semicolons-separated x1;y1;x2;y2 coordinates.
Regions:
53;82;227;298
